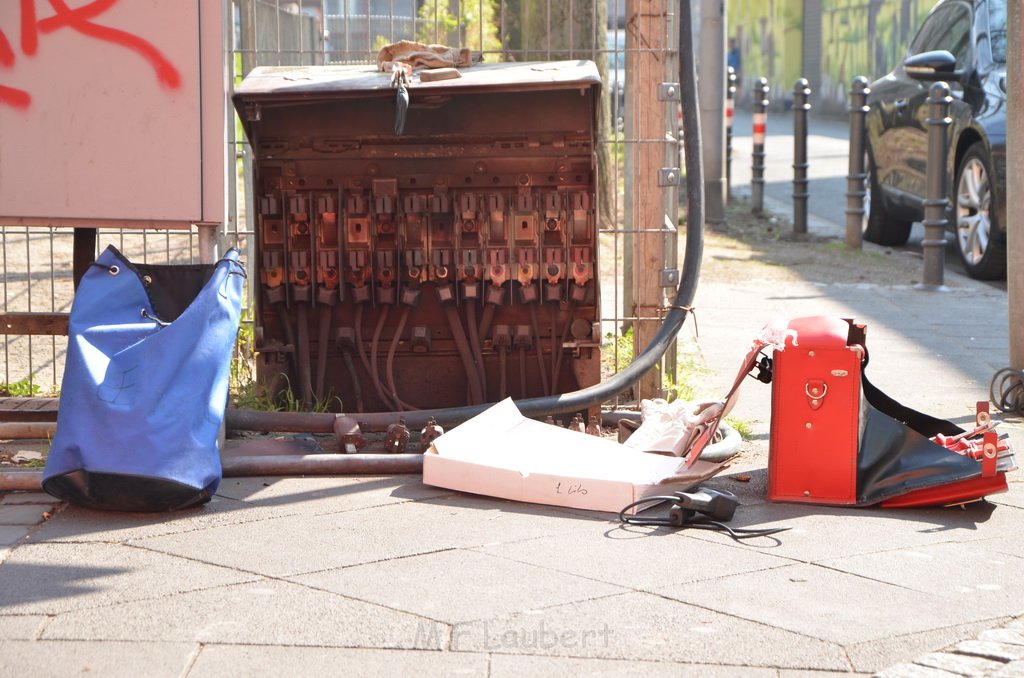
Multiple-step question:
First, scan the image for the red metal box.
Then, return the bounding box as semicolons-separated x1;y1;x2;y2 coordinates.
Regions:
768;316;862;504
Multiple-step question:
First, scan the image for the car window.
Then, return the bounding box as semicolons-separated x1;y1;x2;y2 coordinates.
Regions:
909;4;972;65
987;0;1007;63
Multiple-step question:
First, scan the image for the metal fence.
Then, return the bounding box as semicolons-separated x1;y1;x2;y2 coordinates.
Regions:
1;0;681;406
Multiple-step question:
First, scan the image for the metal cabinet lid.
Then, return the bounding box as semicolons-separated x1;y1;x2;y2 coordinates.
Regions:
233;60;601;102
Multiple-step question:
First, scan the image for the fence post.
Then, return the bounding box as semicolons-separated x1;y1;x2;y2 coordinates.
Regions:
920;81;952;290
726;66;736;201
792;78;811;235
845;76;870;249
751;77;769;215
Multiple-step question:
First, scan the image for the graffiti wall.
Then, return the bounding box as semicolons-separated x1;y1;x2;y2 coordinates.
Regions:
728;0;933;114
727;0;803;107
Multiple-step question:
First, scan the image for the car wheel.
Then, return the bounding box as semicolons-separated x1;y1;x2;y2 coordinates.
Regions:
863;150;913;246
955;142;1006;280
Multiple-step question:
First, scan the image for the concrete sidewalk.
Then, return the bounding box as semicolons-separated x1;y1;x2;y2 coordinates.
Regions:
2;238;1023;677
2;148;1023;677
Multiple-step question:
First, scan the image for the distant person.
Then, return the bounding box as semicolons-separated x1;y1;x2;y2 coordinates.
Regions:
727;37;742;98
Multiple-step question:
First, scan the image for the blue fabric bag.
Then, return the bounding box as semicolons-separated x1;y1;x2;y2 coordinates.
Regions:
43;245;245;511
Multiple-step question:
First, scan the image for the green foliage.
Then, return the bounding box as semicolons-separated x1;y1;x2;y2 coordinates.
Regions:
724;416;753;440
0;379;43;397
229;323;342;413
230;319;257;395
601;326;634;373
662;350;708;403
415;0;501;60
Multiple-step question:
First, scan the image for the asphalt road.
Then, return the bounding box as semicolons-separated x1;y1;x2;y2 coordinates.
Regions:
728;105;1006;291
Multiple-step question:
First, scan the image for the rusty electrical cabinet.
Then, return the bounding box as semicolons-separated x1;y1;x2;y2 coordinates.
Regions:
233;61;602;412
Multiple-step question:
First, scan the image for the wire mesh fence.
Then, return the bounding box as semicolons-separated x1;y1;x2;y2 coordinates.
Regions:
1;0;681;407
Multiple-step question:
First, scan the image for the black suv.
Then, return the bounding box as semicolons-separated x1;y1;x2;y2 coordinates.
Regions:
865;0;1007;279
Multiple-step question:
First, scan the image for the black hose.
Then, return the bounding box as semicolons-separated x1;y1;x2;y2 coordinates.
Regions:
229;0;702;428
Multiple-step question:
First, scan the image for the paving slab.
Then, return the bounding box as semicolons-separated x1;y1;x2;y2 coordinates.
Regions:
820;542;1024;619
777;672;871;678
0;525;28;546
187;645;488;677
488;654;781;677
29;494;312;543
467;518;792;590
914;650;1005;676
213;475;452;514
956;639;1024;662
0;542;257;615
846;620;1008;674
980;629;1024;647
0;492;56;505
450;590;850;670
683;500;1023;564
654;562;989;646
0;614;48;640
29;477;446;544
291;548;627;624
1;640;198;678
42;578;447;649
136;494;596;578
875;663;964;677
993;660;1024;677
0;504;50;526
990;482;1024;510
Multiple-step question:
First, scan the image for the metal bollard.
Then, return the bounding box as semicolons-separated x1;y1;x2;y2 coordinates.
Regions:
920;81;952;290
845;76;870;249
726;66;736;200
792;78;811;235
751;77;770;215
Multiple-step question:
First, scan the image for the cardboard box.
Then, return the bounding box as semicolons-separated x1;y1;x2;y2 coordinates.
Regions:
423;399;726;513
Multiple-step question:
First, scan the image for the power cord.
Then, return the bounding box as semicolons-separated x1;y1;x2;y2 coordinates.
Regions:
619;488;790;543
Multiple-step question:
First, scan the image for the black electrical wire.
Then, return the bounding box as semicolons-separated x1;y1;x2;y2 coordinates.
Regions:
618;496;790;544
369;305;397;409
386;305;420;411
295;301;314;406
550;302;576;396
528;304;550;396
499;344;508;399
990;367;1024;416
466;301;488;399
444;304;485;405
550;304;558;391
478;303;497;345
341;349;364;413
315;304;333;399
519;344;527;399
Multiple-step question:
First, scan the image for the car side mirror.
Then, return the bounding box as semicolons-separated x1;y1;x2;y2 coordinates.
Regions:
904;50;965;82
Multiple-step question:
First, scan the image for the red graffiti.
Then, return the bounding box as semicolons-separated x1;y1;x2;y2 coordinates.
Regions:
0;0;181;111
